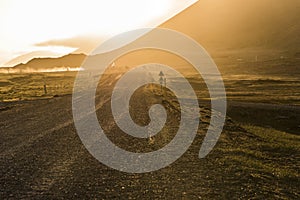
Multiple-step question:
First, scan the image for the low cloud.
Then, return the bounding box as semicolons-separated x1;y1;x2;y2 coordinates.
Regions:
35;35;104;54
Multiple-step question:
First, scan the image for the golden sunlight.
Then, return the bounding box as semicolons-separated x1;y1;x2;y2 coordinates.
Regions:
0;0;197;66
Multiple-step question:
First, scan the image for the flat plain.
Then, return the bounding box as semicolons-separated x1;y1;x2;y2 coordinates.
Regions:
0;56;299;199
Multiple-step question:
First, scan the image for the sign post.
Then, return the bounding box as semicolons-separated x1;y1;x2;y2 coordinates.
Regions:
159;71;165;92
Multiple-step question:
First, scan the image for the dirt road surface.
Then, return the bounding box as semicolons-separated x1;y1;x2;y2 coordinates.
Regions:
0;90;299;199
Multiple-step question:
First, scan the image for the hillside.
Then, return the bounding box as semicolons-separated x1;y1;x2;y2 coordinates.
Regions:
161;0;300;54
12;54;86;71
2;0;300;72
114;0;300;77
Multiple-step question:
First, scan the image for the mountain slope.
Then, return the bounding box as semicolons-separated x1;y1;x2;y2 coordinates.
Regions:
4;0;300;71
12;54;86;71
161;0;300;53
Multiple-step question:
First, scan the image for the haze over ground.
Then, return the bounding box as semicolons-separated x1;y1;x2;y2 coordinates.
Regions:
2;0;299;72
0;0;197;67
0;1;299;198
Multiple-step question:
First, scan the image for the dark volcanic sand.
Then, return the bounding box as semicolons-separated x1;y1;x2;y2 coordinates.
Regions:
0;93;299;199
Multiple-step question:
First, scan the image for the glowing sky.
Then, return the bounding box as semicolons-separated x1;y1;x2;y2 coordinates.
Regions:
0;0;197;66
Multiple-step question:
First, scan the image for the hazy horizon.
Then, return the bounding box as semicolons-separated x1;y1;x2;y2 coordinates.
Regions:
1;0;300;68
0;0;197;67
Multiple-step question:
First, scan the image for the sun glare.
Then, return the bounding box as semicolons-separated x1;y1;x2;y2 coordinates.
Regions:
0;0;197;66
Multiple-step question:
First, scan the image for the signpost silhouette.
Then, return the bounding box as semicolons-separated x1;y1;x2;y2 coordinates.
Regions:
159;71;165;92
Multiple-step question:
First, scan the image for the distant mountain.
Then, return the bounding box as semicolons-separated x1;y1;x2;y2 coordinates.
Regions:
12;53;86;71
111;0;300;76
3;0;300;73
161;0;300;54
4;51;65;67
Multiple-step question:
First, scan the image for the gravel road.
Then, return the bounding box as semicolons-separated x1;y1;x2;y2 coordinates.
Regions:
0;91;299;199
